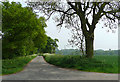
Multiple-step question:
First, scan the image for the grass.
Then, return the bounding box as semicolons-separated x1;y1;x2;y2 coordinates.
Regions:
43;55;118;73
93;55;118;73
2;55;37;75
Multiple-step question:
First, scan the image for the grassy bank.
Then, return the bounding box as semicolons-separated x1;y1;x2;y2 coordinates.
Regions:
2;55;37;75
43;55;118;73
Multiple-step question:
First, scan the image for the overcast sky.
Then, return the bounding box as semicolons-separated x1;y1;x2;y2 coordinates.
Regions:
45;17;118;50
8;0;118;50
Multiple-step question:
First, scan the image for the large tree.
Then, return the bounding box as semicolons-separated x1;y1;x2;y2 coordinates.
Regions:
28;1;120;58
2;2;47;59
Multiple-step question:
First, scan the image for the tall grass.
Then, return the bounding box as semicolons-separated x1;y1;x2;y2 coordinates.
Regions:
94;55;118;73
2;55;36;75
44;55;118;73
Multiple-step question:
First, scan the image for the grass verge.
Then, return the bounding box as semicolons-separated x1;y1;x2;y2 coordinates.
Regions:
2;55;37;75
43;55;118;73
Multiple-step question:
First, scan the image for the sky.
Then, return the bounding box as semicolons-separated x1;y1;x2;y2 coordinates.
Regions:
45;17;118;50
7;0;118;50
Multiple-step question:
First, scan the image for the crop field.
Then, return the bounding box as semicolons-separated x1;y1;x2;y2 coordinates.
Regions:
44;55;118;73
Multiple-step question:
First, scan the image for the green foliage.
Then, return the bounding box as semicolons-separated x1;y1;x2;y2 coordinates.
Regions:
33;17;47;52
94;55;118;73
44;55;118;73
42;36;58;53
0;3;2;32
2;55;36;75
0;39;1;55
2;2;47;59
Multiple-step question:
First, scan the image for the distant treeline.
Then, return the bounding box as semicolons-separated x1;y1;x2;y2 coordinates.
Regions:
56;49;118;55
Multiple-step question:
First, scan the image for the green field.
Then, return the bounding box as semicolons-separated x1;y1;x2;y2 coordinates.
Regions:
2;55;37;75
44;55;118;73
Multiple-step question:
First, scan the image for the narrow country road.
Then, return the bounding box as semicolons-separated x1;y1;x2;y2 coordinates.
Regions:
2;56;118;80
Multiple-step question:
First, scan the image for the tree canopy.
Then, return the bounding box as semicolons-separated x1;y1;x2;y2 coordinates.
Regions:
2;2;48;59
28;1;120;58
42;36;59;53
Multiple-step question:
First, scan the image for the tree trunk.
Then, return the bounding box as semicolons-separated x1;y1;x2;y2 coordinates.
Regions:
85;36;94;58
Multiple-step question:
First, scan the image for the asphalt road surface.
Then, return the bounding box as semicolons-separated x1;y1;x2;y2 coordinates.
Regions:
2;56;118;80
